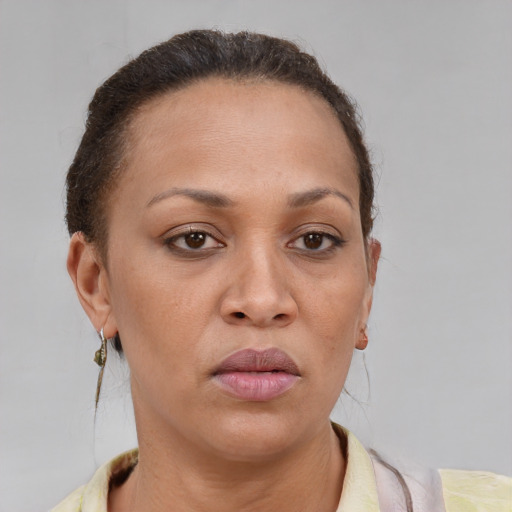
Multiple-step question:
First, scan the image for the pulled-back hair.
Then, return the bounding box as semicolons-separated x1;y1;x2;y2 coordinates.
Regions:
66;29;375;254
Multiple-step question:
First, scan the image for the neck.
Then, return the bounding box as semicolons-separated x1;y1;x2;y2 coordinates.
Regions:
109;417;346;512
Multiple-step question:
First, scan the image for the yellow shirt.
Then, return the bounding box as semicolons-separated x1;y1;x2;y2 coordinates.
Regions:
52;429;511;512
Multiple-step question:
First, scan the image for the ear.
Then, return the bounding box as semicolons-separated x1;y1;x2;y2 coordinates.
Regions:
367;237;381;287
67;232;117;338
356;238;381;350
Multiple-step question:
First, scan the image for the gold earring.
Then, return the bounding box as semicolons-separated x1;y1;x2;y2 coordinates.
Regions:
94;328;108;408
358;326;369;350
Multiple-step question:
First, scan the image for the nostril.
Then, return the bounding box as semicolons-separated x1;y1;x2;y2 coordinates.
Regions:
234;312;246;319
273;313;286;320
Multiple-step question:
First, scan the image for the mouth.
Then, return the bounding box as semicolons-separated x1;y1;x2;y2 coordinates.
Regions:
212;348;301;401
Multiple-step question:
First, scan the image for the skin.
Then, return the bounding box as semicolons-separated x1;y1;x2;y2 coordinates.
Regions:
68;78;380;512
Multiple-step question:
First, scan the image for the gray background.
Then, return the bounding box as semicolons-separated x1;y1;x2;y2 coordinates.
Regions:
1;1;511;510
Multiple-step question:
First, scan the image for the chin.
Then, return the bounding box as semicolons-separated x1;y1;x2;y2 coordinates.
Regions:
200;407;317;462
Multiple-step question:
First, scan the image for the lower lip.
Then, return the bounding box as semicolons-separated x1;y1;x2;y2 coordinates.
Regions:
213;372;299;401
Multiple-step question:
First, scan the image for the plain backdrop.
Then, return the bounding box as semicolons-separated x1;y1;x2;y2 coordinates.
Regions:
0;1;511;510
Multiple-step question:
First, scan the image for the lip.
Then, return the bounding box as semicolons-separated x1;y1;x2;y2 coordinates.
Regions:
212;348;300;401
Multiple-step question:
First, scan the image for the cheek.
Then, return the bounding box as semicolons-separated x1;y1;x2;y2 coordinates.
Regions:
106;249;219;374
300;265;368;388
303;266;367;340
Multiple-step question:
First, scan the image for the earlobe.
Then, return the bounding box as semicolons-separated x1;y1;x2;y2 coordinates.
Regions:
355;326;369;350
67;233;117;336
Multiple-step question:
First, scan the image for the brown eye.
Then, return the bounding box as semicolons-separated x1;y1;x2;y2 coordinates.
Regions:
288;230;344;254
184;232;206;248
303;233;323;249
164;229;224;253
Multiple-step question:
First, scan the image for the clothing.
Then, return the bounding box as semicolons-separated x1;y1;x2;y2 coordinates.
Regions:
52;427;511;512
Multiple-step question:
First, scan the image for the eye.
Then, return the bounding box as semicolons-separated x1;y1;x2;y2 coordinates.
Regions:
181;232;209;249
288;231;344;253
164;229;224;252
302;233;327;250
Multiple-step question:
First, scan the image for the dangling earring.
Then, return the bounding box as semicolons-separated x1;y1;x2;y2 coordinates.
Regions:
357;326;369;350
94;327;108;408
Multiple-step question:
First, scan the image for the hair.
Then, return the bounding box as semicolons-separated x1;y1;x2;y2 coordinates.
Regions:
66;29;375;352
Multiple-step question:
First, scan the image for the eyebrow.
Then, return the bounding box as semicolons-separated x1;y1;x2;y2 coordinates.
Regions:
146;186;353;210
146;187;234;208
287;187;354;209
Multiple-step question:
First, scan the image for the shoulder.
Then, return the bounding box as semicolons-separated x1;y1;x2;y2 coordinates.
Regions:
50;449;138;512
440;468;512;512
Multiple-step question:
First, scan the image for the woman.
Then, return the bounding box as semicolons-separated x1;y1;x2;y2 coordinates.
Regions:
53;30;510;512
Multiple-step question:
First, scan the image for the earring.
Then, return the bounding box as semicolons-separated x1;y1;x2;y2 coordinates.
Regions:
94;328;108;408
357;326;369;350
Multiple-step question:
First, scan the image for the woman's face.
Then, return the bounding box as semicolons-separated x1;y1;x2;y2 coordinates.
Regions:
87;79;379;460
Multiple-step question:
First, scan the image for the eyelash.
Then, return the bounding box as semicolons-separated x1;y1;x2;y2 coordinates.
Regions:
162;227;345;257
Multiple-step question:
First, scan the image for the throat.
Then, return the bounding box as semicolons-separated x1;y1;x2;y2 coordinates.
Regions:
108;424;346;512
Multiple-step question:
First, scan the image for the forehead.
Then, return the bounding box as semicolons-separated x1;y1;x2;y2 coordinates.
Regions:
120;78;359;202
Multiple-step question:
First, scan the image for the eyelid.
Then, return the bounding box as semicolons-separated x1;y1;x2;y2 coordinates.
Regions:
161;223;224;240
289;223;344;241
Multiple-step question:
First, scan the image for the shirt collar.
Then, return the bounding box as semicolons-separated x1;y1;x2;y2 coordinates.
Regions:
335;426;380;511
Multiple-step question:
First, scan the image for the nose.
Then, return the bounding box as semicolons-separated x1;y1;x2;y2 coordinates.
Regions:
220;246;298;328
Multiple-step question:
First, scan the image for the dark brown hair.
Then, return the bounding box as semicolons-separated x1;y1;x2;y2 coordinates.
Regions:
66;29;376;353
66;29;374;248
